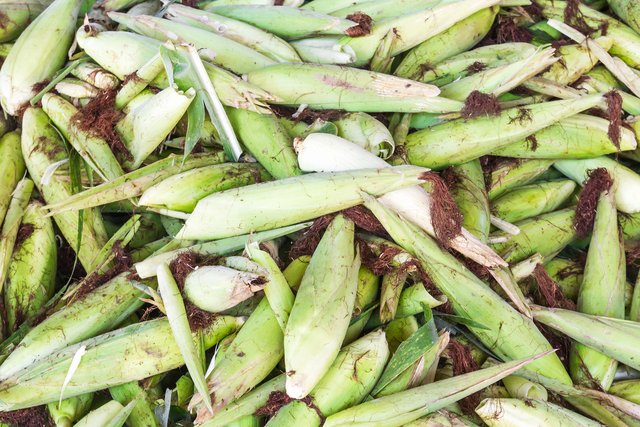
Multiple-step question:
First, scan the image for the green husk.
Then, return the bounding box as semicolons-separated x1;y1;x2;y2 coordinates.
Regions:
48;394;94;427
44;152;225;215
488;160;556;200
0;178;33;291
0;0;82;115
0;131;25;227
491;208;577;264
532;305;640;373
109;12;276;74
476;398;601;426
246;63;463;113
178;166;429;240
493;114;638;159
227;108;301;179
405;95;604;169
362;195;570;385
447;159;491;242
21;107;109;271
109;382;158;427
570;184;624;390
491;180;577;224
0;273;146;382
323;353;551;427
0;315;242;410
41;93;124;181
205;4;359;39
284;214;361;398
139;163;268;213
166;4;301;63
4;201;56;332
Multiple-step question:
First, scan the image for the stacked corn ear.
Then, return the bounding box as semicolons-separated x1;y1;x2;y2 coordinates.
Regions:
0;0;640;426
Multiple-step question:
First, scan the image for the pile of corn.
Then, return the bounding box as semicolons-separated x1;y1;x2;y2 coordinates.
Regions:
2;0;640;425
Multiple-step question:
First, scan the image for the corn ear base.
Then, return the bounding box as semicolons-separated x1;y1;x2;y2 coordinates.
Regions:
48;394;94;427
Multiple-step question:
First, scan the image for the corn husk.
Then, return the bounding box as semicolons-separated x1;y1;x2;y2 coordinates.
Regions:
0;131;25;226
178;166;429;241
0;0;82;115
476;398;601;426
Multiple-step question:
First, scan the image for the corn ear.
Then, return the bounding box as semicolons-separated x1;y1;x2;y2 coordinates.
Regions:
4;201;56;332
493;114;637;158
189;298;286;420
205;4;359;39
44;152;224;215
491;208;577;264
0;273;146;381
0;178;33;291
285;214;360;398
542;37;614;86
0;131;25;226
74;401;126;427
570;186;624;390
555;156;640;213
491;180;576;224
338;0;501;66
246;63;463;113
439;48;559;101
364;195;569;383
0;0;51;43
394;6;499;80
21;107;109;270
166;4;301;63
227;108;301;179
70;62;119;90
476;398;601;426
488;160;555;199
503;376;548;400
42;93;124;181
116;86;195;169
324;352;551;427
0;315;242;410
183;265;266;313
448;160;491;242
178;166;429;240
109;12;276;74
0;0;82;115
608;0;640;33
405;94;604;169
